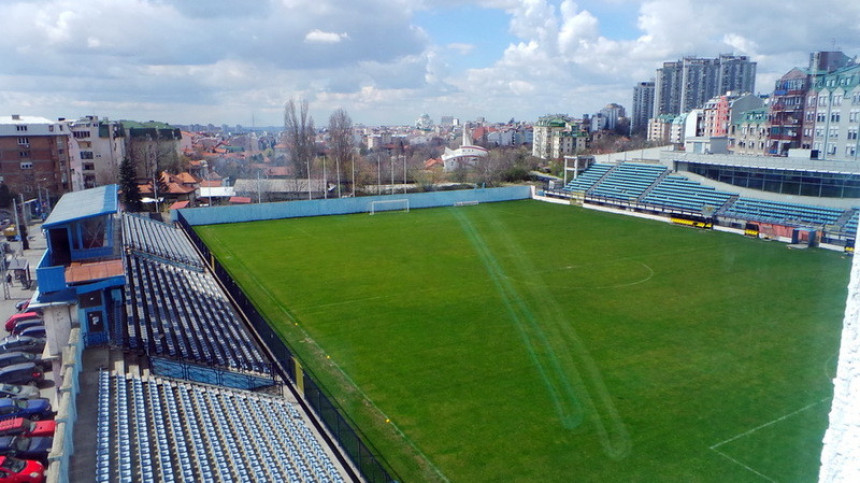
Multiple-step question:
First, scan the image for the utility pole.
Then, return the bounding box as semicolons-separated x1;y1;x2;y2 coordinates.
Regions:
323;156;328;200
351;152;356;198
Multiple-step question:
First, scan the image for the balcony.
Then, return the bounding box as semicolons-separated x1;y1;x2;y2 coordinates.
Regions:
36;251;67;293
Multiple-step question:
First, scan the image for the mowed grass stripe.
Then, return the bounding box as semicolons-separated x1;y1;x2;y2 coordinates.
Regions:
196;200;848;482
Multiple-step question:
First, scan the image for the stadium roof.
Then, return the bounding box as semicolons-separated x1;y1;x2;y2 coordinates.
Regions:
44;185;118;228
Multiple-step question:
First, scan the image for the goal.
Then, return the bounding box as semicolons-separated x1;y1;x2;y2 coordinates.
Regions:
369;199;410;215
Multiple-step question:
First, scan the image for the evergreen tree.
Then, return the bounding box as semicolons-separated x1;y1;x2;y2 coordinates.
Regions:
119;157;143;212
0;184;14;209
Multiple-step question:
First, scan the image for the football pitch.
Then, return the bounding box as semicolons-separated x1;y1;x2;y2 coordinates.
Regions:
196;200;849;482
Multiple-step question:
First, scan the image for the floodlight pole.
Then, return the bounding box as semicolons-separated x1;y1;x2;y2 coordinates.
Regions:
377;156;381;195
323;156;328;200
403;155;406;194
351;152;356;197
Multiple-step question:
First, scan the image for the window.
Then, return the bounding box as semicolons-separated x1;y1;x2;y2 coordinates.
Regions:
809;96;817;106
16;137;29;145
831;112;841;122
15;125;27;132
83;162;95;171
73;131;91;139
827;143;837;155
815;128;824;138
848;129;858;140
850;111;860;122
817;113;826;123
80;151;94;159
805;112;814;121
19;162;33;169
18;151;30;158
834;95;843;106
829;127;839;138
848;146;857;157
819;96;828;106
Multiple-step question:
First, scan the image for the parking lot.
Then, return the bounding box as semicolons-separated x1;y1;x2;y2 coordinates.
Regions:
0;223;56;407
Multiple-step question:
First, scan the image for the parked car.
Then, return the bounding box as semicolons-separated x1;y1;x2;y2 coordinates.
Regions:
0;364;43;387
10;321;43;337
0;384;39;400
0;418;55;438
0;354;48;372
0;436;51;466
0;399;51;422
3;314;41;333
13;328;44;341
0;455;44;483
0;337;45;356
0;399;51;423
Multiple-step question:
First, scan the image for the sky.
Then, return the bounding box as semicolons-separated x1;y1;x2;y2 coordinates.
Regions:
1;0;859;128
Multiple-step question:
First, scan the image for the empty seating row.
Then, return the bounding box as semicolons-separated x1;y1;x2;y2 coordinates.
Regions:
563;164;613;193
642;175;735;215
123;213;203;269
96;373;346;483
587;163;667;201
723;198;846;227
124;253;270;374
842;210;860;236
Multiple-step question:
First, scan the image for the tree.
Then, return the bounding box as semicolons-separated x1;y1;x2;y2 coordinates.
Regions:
119;157;143;212
0;184;14;210
328;108;354;197
283;98;315;183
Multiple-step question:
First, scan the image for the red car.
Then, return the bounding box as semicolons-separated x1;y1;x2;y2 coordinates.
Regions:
4;314;41;333
0;455;44;482
0;419;55;439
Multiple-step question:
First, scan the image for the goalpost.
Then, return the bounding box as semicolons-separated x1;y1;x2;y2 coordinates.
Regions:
369;199;410;215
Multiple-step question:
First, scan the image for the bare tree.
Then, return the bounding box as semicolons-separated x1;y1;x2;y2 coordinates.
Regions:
283;98;315;182
328;108;353;198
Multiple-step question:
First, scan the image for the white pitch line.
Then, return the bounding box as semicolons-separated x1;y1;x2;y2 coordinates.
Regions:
710;397;830;450
711;447;776;482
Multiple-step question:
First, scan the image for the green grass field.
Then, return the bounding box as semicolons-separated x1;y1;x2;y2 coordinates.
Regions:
196;200;849;482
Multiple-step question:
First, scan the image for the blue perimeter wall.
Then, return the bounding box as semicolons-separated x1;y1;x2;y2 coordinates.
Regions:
173;186;532;226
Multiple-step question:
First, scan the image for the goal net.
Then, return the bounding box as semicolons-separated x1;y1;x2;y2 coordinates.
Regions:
369;199;410;215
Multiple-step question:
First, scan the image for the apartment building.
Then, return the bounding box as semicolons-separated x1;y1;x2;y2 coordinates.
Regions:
653;55;756;117
532;115;586;159
0;115;72;199
809;63;860;160
731;109;770;155
632;81;655;134
67;115;126;190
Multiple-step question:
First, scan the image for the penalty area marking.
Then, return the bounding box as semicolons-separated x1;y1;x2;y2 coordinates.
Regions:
708;397;830;481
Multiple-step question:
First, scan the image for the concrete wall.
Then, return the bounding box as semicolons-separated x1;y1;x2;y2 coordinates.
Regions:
174;186;532;226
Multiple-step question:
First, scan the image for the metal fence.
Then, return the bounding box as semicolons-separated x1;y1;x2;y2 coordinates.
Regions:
178;212;397;483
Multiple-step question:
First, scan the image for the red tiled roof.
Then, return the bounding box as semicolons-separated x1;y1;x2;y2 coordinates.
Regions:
424;158;443;169
65;259;125;284
169;200;190;210
229;196;252;204
199;180;222;188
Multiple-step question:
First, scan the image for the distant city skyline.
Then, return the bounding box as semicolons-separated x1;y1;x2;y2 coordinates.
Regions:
1;0;858;127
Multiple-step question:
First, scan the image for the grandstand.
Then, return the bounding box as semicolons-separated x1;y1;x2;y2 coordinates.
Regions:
641;175;736;215
122;213;204;270
96;371;346;482
550;160;860;245
123;254;271;374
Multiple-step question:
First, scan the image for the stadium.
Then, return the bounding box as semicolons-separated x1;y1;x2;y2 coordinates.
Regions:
25;147;858;481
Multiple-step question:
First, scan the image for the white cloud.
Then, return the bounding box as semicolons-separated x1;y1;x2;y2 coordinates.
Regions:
304;29;349;44
0;0;858;126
